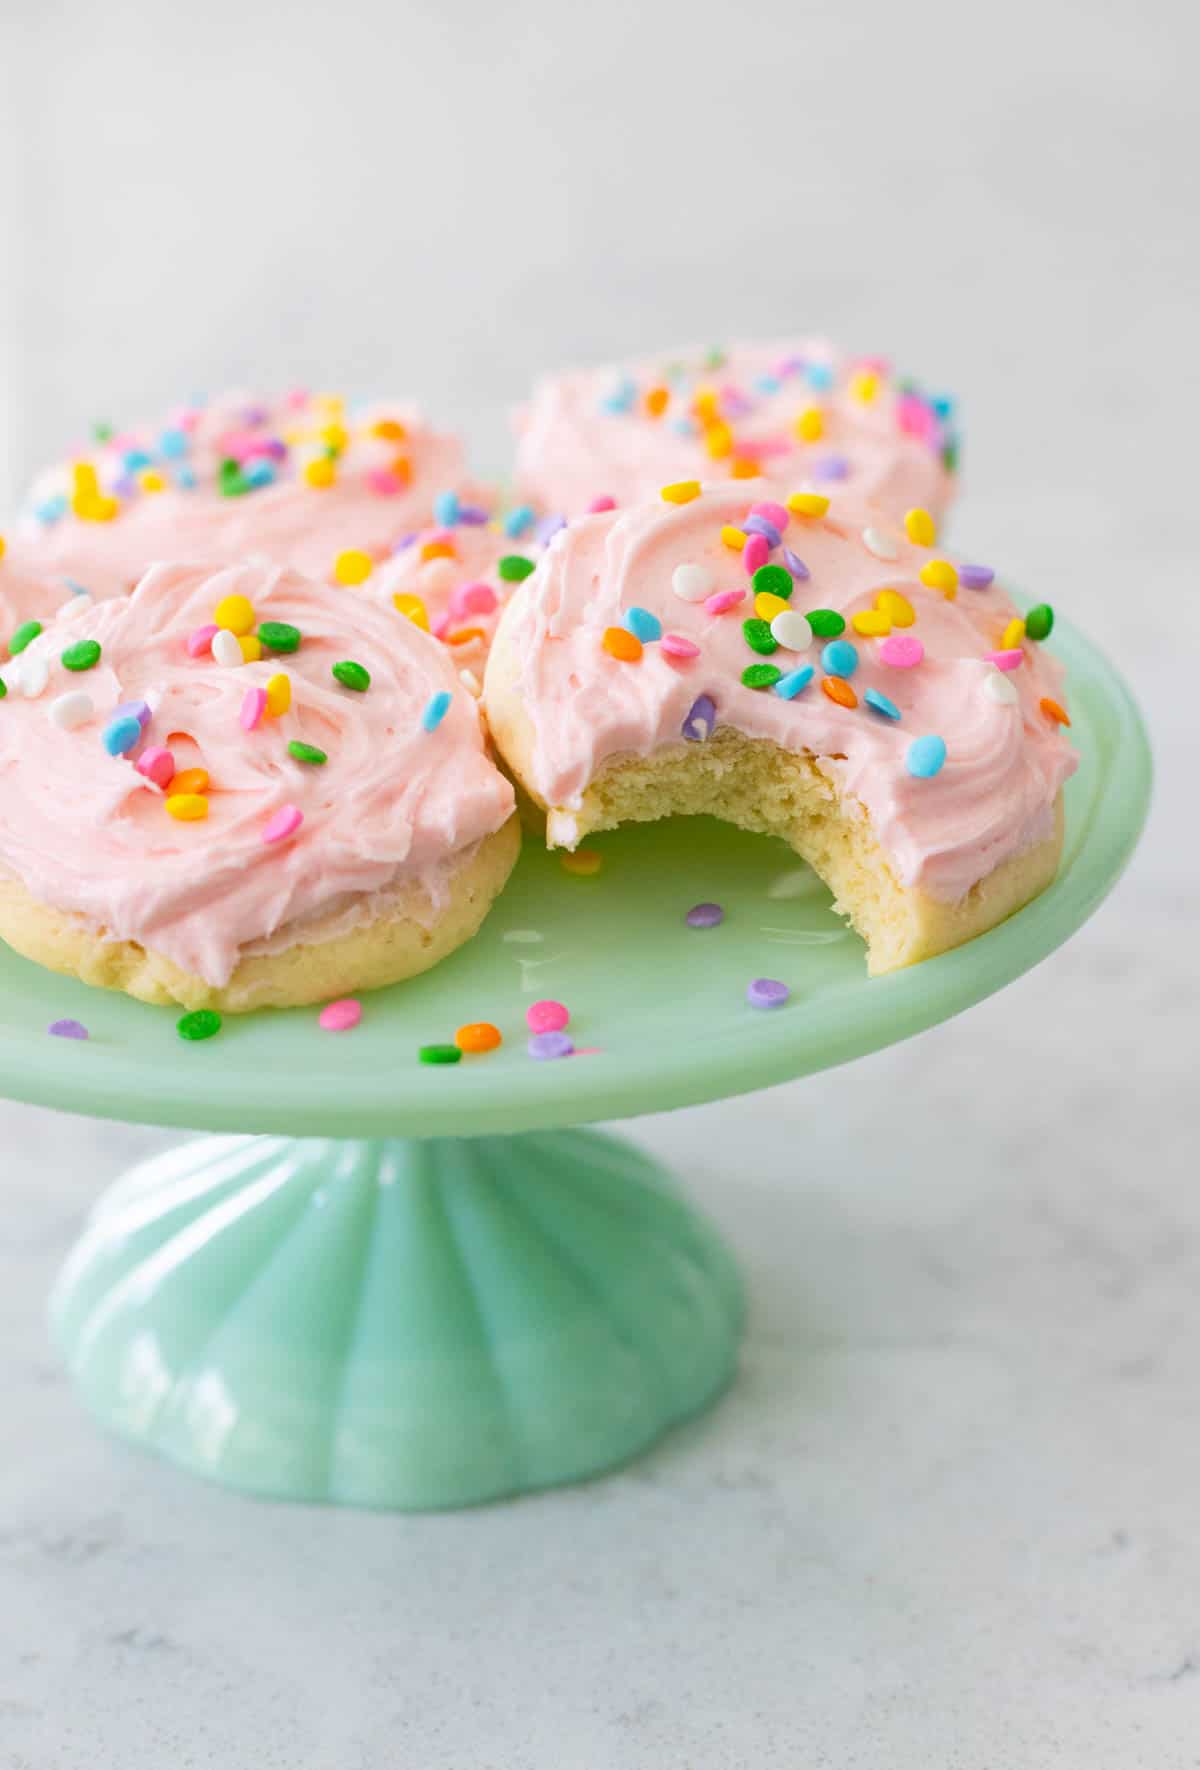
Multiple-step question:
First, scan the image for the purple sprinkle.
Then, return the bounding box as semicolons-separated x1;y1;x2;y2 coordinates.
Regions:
528;1030;574;1061
391;531;419;555
720;391;755;419
111;474;137;498
811;455;850;482
686;902;725;929
775;354;806;378
744;514;781;547
682;693;716;742
959;563;995;590
535;513;567;546
456;503;491;526
114;699;152;729
782;548;810;581
241;403;269;427
49;1019;88;1041
747;978;789;1010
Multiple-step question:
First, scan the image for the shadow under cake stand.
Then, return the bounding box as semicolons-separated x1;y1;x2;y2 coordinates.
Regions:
0;613;1150;1510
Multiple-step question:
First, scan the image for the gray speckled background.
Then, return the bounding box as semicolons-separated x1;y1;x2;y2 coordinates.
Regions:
1;0;1196;1763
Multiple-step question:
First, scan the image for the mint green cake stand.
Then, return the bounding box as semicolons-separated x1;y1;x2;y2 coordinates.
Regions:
0;615;1149;1510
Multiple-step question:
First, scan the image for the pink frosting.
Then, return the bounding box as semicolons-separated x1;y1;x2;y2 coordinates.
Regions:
0;542;77;650
489;486;1076;902
369;519;537;667
0;560;514;985
17;391;468;601
513;340;956;522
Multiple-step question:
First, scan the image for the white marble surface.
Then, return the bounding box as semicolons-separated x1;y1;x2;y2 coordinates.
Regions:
1;0;1197;1763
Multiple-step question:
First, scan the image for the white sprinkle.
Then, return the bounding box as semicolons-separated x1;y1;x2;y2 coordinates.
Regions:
862;526;900;561
770;610;814;653
211;628;243;668
49;690;94;730
984;672;1019;705
19;654;49;698
458;668;481;696
672;563;713;603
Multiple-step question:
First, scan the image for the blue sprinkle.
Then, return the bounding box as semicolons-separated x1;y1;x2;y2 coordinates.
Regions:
102;715;142;757
774;665;815;700
242;458;275;488
623;606;662;643
821;639;859;678
122;448;153;473
176;465;197;489
671;416;699;437
433;488;460;527
806;363;834;392
864;688;901;721
754;374;781;394
35;495;68;525
421;691;452;733
781;548;810;581
158;427;189;458
744;514;781;547
503;505;535;539
906;734;947;778
932;394;955;420
65;579;91;597
599;377;636;415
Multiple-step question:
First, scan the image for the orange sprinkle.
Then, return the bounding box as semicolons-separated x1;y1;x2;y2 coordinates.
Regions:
730;456;760;479
561;849;603;876
455;1021;503;1054
446;626;485;647
369;418;407;442
602;626;643;662
390;454;412;484
645;386;670;418
420;539;457;563
821;675;858;709
171;767;210;796
1040;696;1071;727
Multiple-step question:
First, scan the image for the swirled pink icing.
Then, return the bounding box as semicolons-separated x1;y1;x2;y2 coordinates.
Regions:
513;340;956;523
0;542;77;650
368;510;541;668
486;485;1076;901
16;390;468;601
0;560;514;984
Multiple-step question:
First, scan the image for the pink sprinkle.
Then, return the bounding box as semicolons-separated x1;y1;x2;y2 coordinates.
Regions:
240;686;267;731
587;494;617;512
450;581;498;619
661;633;700;660
262;804;303;845
879;634;925;669
527;999;569;1034
285;387;310;410
319;998;362;1033
987;648;1024;672
750;499;789;530
187;623;219;658
431;613;453;640
135;746;175;789
704;588;746;616
743;532;770;574
367;468;403;497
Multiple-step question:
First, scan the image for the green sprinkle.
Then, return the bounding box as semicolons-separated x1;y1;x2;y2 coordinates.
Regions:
218;457;250;497
92;421;114;443
177;1008;222;1042
751;564;792;600
10;621;42;655
419;1043;462;1065
742;618;777;656
0;677;7;700
1024;603;1054;641
807;608;846;638
288;740;327;766
498;554;535;583
61;639;102;672
942;437;960;473
258;621;301;653
332;660;370;692
742;663;783;690
704;346;727;369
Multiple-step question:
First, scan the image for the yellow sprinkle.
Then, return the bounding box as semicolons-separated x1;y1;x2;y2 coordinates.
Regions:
393;592;430;630
165;793;208;823
1002;617;1026;650
369;417;407;442
721;525;748;550
660;480;701;504
755;591;790;621
73;493;120;521
692;387;720;421
730;457;760;480
313;393;345;416
71;462;99;496
876;589;915;627
138;469;166;493
787;492;830;519
265;673;291;717
852;609;892;637
919;559;959;598
334;548;373;586
0;535;5;562
849;369;880;403
303;457;336;489
904;507;936;547
319;421;349;456
704;421;734;460
794;406;824;443
238;634;263;663
561;848;603;877
214;593;256;636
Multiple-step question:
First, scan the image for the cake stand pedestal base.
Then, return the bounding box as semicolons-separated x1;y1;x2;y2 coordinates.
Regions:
50;1129;743;1511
